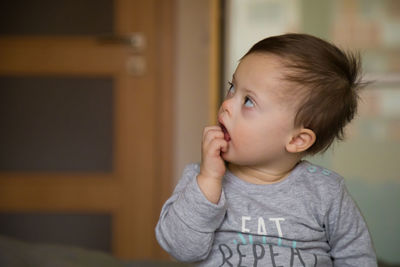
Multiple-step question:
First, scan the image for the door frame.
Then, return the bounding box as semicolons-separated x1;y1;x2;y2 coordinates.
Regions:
0;0;176;260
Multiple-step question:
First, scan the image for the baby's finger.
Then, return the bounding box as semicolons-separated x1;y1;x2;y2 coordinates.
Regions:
220;141;229;153
203;129;224;145
202;126;222;138
205;138;228;157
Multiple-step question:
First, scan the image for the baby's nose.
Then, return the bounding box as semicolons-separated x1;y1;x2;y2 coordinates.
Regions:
220;99;231;115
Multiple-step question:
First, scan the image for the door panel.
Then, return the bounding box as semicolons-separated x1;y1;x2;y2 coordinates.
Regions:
0;76;113;172
0;0;174;259
0;0;114;36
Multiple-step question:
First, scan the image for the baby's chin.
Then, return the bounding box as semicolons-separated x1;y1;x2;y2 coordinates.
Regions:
220;150;231;161
222;152;264;167
221;150;243;165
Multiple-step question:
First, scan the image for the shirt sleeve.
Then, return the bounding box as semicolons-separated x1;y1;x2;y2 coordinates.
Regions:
155;164;227;262
325;179;377;267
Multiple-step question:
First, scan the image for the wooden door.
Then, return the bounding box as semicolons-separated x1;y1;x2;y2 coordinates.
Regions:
0;0;174;259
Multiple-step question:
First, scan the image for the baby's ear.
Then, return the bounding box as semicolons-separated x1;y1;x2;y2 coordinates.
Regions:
286;128;316;153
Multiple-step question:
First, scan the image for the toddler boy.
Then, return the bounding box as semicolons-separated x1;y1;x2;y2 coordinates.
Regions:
156;33;377;266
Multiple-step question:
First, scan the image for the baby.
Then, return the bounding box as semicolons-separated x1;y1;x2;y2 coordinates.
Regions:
156;33;377;266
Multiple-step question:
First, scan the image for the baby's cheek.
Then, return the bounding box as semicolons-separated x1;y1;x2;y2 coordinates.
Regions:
239;131;264;149
235;122;271;147
236;127;254;143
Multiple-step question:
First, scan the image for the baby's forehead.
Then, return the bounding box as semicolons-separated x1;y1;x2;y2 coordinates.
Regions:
235;53;286;84
236;53;306;98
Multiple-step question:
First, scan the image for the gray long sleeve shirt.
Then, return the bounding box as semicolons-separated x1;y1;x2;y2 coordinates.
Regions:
156;161;377;266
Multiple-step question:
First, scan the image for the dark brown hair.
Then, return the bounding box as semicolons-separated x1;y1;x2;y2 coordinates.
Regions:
244;33;365;154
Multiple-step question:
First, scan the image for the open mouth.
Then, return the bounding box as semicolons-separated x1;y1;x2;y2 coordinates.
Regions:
219;123;231;142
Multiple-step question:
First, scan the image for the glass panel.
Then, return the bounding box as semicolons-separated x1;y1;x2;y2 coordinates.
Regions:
0;76;113;172
0;212;111;252
0;0;114;36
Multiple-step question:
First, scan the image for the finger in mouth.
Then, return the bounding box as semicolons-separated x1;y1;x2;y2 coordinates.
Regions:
219;123;231;142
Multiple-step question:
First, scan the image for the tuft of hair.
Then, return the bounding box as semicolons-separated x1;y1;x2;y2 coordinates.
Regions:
245;33;367;155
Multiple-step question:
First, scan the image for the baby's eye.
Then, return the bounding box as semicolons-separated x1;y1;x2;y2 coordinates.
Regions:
244;96;255;108
226;82;235;97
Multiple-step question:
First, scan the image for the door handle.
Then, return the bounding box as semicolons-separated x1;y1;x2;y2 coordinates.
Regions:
97;33;146;52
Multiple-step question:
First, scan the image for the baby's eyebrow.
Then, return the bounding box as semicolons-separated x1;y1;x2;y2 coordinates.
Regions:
243;88;259;98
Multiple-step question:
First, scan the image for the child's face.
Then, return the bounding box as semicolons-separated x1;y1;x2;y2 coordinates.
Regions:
218;53;299;167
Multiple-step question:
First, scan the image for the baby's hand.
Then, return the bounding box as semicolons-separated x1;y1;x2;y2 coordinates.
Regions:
199;125;228;180
197;126;228;204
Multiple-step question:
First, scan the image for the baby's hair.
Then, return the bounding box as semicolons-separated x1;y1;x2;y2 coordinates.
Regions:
244;33;366;154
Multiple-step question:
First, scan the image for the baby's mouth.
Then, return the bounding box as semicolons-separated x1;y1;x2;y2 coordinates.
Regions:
219;123;231;142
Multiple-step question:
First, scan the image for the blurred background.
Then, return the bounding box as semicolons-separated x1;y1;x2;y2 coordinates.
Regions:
0;0;399;266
